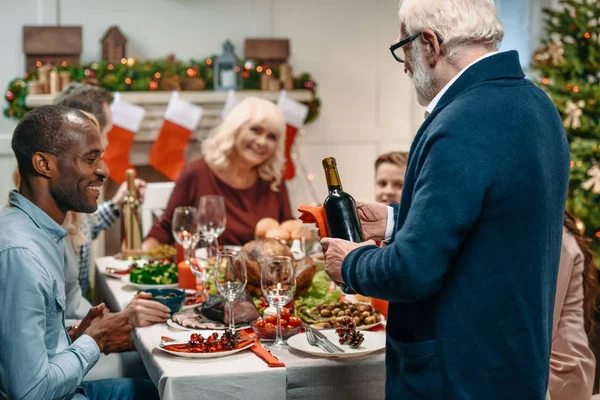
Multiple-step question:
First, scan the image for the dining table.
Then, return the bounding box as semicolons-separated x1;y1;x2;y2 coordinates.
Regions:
94;256;386;400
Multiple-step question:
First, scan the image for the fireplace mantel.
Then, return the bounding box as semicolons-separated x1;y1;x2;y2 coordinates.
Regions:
25;90;314;107
26;90;314;166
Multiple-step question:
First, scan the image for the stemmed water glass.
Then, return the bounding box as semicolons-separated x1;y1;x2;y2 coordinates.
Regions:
171;206;199;266
213;250;247;333
189;234;218;301
198;195;226;250
261;256;296;348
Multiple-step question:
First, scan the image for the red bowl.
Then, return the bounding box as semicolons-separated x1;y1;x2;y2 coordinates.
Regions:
250;319;301;340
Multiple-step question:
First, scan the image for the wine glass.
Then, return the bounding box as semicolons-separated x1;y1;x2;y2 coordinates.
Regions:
261;256;296;348
190;234;218;301
171;206;199;265
213;250;247;333
198;195;226;250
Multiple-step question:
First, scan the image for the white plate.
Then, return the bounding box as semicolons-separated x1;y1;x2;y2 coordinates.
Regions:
167;317;251;331
100;260;145;279
180;290;204;311
287;330;386;359
125;275;179;290
154;338;254;359
311;314;386;331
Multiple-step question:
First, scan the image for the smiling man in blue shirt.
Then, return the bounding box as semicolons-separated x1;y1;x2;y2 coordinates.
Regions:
0;105;158;399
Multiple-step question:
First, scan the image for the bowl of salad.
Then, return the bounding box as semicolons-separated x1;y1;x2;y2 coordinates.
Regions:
128;260;179;290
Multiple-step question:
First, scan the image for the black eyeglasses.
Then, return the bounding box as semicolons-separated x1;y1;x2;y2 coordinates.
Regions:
389;33;421;63
389;33;444;63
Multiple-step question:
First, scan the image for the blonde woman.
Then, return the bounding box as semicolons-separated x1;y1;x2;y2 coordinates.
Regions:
143;97;292;247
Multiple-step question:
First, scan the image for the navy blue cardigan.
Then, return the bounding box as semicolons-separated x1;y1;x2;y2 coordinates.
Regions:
342;51;570;399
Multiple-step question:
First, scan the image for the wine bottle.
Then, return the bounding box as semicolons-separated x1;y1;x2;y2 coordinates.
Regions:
322;157;364;294
121;169;143;254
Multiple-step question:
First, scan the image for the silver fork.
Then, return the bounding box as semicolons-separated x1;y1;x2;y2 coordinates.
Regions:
305;327;334;353
305;326;343;353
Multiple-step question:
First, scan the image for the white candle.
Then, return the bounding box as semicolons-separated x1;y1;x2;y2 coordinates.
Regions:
220;70;235;88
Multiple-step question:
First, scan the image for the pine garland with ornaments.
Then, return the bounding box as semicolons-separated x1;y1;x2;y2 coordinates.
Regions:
3;55;321;123
532;0;600;265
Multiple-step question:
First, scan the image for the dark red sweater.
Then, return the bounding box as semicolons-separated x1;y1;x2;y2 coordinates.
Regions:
147;159;292;246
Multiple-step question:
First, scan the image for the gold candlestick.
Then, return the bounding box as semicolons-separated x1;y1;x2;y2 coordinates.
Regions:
268;78;281;92
38;64;52;94
59;71;71;90
28;80;44;95
50;69;60;94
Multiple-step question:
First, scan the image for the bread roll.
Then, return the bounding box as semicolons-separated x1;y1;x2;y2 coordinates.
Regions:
265;227;290;241
279;219;304;233
255;218;279;237
290;225;311;240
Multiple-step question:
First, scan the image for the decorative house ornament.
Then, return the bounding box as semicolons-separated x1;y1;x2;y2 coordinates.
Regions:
23;26;82;72
101;26;127;63
244;38;290;66
214;40;240;91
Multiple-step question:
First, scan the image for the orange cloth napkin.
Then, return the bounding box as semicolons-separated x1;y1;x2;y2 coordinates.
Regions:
241;330;285;368
298;205;329;237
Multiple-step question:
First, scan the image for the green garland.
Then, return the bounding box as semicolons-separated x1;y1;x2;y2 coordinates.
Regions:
3;56;321;123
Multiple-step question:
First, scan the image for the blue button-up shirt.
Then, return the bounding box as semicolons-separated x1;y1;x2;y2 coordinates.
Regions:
0;191;100;400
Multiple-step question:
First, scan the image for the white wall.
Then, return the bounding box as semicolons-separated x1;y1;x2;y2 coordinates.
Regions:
0;0;422;207
0;0;558;206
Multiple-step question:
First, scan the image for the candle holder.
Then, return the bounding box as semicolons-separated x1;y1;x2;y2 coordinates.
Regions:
261;256;295;348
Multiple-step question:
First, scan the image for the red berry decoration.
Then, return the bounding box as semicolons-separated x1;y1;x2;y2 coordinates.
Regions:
303;80;315;90
336;317;364;348
178;329;240;353
4;90;15;103
84;69;96;78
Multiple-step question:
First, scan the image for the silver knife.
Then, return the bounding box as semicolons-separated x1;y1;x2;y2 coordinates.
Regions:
307;326;345;353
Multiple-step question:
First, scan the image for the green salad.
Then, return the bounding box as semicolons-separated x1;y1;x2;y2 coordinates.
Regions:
130;261;178;285
294;270;341;309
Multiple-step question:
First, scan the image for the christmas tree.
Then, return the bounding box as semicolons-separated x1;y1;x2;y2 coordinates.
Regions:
532;0;600;266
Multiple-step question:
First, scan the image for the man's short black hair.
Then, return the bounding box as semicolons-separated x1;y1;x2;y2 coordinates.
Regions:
11;105;94;176
54;83;114;131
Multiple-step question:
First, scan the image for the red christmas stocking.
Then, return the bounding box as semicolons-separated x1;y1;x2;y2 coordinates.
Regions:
104;94;145;184
149;92;203;181
277;90;309;180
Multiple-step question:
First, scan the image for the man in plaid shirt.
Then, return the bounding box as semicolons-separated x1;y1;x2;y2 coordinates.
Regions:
56;84;146;296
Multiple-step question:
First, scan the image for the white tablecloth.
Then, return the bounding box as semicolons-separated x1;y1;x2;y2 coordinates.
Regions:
95;256;386;400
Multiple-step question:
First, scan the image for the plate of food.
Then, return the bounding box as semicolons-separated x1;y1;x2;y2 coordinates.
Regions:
100;259;145;279
180;290;204;310
297;301;385;331
126;260;179;290
167;294;255;331
143;244;177;261
155;331;255;359
287;329;386;359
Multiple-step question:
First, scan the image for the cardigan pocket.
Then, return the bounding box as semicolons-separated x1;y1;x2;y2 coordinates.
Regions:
397;339;443;399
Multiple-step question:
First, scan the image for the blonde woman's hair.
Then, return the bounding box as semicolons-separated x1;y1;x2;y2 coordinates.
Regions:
398;0;504;63
202;97;286;191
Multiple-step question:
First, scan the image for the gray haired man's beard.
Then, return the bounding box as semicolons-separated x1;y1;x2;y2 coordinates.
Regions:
411;51;439;107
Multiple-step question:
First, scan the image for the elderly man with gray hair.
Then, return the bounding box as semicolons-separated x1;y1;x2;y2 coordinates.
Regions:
321;1;570;398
